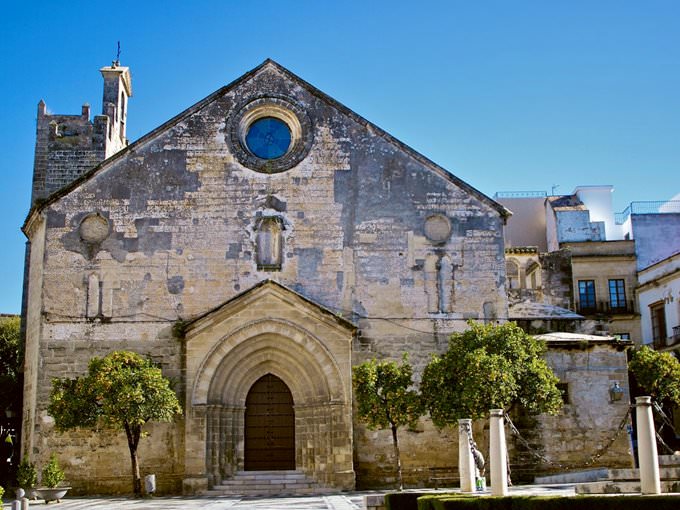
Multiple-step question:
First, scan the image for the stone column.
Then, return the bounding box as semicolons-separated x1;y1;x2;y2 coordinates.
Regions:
489;409;508;496
458;419;475;492
635;396;660;494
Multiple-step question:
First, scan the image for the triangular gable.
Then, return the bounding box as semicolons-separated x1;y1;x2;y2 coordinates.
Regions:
24;59;509;232
183;279;356;338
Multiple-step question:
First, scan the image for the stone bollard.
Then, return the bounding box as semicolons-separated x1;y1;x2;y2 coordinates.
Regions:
458;418;476;492
11;497;29;510
490;409;508;496
635;396;661;494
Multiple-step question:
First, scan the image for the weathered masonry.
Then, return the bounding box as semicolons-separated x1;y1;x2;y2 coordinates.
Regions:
22;60;631;495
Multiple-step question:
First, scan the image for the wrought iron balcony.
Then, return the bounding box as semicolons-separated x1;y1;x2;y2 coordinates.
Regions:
671;326;680;347
653;327;680;350
575;300;636;316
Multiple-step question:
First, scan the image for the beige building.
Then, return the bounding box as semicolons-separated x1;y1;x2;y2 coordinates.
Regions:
563;240;640;342
498;189;642;343
21;61;632;495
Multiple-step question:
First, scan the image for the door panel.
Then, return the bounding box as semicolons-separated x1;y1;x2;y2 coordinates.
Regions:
244;374;295;470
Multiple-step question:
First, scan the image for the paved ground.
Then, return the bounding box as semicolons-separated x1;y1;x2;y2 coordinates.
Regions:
1;485;577;509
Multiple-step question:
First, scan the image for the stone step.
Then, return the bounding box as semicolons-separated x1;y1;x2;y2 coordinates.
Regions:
607;467;680;480
660;455;680;467
535;468;609;484
203;469;327;496
575;480;680;494
535;466;680;484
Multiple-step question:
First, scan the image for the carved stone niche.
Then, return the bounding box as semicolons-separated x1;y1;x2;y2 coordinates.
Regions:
255;216;284;271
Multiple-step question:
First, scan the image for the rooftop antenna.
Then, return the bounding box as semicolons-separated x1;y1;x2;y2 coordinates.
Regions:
113;41;121;67
551;184;560;195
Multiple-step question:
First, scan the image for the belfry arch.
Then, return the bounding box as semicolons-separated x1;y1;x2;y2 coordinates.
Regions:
182;281;356;492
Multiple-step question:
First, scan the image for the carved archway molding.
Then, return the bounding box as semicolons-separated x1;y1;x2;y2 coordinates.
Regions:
181;281;356;494
192;318;346;406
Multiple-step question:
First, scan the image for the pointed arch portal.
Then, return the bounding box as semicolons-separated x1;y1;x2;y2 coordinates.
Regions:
244;374;295;470
183;281;356;491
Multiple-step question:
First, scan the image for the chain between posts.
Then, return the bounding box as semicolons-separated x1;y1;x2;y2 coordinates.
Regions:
503;407;632;471
653;401;679;436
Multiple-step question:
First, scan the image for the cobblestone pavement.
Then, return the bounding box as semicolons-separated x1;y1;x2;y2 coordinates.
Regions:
1;486;577;509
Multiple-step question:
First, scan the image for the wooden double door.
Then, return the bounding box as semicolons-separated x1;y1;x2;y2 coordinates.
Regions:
244;374;295;470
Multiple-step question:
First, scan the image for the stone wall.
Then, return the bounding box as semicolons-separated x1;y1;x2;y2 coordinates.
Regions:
23;62;508;493
27;62;647;496
530;338;632;479
31;103;108;204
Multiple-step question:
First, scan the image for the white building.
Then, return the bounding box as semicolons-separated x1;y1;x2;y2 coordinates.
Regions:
637;251;680;351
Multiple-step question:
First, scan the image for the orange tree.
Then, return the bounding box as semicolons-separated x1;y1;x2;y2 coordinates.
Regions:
421;321;563;425
352;355;423;490
629;346;680;405
48;351;182;496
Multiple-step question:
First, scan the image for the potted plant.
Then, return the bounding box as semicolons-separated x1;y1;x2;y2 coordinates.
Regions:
16;457;38;498
35;454;70;504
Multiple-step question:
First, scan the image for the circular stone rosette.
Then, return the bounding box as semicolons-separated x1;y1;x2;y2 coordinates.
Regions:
228;95;314;173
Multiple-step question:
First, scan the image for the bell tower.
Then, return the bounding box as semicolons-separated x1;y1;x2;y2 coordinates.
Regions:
30;62;133;204
100;62;133;156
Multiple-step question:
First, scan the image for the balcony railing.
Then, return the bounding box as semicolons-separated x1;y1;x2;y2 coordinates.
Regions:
672;326;680;346
494;191;547;199
652;326;680;350
615;200;680;224
575;300;636;316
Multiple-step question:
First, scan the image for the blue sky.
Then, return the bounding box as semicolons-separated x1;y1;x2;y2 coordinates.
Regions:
1;0;678;313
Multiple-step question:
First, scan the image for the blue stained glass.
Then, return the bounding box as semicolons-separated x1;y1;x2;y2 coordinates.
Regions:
245;117;291;159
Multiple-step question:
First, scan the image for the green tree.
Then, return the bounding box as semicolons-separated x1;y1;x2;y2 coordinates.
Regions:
352;355;423;490
0;316;22;417
421;321;563;426
629;346;680;406
48;351;182;496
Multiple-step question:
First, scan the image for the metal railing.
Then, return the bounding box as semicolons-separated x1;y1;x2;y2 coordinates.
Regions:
653;328;680;350
575;300;636;316
494;191;547;199
615;200;680;224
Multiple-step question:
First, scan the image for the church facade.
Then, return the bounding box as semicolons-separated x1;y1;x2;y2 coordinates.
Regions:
21;60;631;494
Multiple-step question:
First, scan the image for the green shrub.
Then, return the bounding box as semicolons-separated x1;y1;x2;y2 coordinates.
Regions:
386;492;431;510
0;484;5;500
41;454;65;488
16;458;38;489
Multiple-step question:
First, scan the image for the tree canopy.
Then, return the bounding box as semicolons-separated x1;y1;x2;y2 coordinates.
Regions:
629;346;680;406
48;351;182;496
353;355;423;490
421;321;563;426
0;315;22;416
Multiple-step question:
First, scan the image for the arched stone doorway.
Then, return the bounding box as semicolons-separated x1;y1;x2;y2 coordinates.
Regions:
183;281;356;493
244;374;295;470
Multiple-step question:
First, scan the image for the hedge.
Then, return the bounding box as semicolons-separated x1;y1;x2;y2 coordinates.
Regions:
386;492;430;510
387;494;680;510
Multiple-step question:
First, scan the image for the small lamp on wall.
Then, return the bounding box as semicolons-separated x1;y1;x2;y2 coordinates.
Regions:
609;381;625;403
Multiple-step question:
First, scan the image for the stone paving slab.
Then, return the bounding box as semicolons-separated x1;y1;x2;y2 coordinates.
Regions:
0;485;578;510
0;494;362;510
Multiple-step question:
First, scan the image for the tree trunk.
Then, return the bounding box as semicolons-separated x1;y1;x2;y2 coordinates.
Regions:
124;423;142;497
391;424;403;491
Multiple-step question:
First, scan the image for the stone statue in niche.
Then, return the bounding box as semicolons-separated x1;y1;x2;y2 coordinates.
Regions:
256;216;283;270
